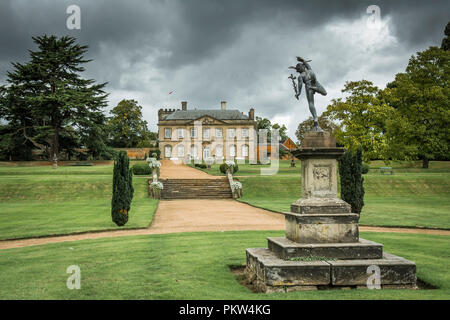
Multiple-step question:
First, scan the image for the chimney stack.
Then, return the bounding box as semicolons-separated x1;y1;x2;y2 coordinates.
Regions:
221;101;226;110
181;101;187;111
249;108;255;120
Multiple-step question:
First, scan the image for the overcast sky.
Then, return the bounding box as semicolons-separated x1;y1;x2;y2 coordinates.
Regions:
0;0;448;138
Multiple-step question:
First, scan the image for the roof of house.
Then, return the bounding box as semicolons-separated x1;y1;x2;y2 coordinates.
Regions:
279;143;290;151
164;109;250;121
282;137;297;147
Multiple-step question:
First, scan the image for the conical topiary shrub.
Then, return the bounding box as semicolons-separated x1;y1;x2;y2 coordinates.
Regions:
111;151;134;226
338;149;365;214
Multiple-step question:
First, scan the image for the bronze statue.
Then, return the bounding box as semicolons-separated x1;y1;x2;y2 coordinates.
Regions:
289;56;327;130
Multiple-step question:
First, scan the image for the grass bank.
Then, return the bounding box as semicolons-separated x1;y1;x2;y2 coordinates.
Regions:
0;230;448;299
0;165;157;240
237;170;450;229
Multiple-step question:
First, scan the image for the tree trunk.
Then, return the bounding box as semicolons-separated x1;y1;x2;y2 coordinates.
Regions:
52;126;59;167
422;158;429;169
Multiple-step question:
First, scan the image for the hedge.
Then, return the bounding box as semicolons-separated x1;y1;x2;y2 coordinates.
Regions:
219;163;239;174
132;163;152;175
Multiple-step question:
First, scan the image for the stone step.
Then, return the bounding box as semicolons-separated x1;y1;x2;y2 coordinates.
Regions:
162;192;232;196
163;183;228;185
290;198;352;214
158;178;232;199
245;248;417;293
267;237;383;260
160;179;228;182
161;195;232;199
329;252;417;287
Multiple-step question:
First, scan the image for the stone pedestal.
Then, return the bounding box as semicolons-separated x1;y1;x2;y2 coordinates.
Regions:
244;131;417;292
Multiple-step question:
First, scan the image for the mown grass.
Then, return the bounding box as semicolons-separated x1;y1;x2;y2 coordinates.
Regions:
0;230;448;299
0;160;449;240
188;160;301;176
191;160;450;176
0;165;157;240
237;170;450;229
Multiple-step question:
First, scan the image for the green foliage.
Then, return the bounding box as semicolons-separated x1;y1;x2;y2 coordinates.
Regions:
383;46;450;168
256;116;271;131
362;162;370;174
219;163;239;174
441;21;450;51
278;148;289;159
0;125;33;161
108;99;152;148
0;35;108;160
111;151;134;226
153;149;161;160
272;123;288;142
256;117;289;143
132;163;152;175
195;163;207;169
100;147;119;160
324;45;449;167
324;80;393;161
339;149;365;214
295;115;337;146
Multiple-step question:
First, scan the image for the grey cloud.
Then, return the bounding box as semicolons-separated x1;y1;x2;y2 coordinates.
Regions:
0;0;448;138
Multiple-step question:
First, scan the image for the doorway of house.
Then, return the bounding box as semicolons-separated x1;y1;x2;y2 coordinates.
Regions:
203;146;210;160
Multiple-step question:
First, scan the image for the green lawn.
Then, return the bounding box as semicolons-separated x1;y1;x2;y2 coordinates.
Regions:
0;165;157;240
189;159;301;176
236;167;450;229
192;159;450;176
1;160;449;240
0;230;448;299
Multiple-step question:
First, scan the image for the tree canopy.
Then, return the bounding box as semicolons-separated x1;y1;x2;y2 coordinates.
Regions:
0;35;109;162
441;21;450;51
272;123;288;142
256;116;289;143
108;99;153;148
323;80;393;161
322;44;449;166
383;46;450;168
295;114;337;146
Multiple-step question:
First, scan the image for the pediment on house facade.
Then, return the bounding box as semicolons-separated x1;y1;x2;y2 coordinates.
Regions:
187;116;227;125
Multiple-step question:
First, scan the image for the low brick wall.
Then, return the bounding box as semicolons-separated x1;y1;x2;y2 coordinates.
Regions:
114;148;158;160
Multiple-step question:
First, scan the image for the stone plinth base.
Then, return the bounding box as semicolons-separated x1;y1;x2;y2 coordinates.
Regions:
244;130;417;293
284;212;360;243
291;197;351;214
301;131;337;148
245;248;330;292
268;237;383;260
330;253;417;287
245;248;417;293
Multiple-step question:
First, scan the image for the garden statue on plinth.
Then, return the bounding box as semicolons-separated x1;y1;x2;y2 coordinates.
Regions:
289;56;327;130
243;57;417;293
147;154;163;199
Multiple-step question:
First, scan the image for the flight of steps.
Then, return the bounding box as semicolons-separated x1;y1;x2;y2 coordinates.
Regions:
160;178;233;199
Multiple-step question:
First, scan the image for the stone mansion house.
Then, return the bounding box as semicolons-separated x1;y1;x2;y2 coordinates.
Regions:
158;101;257;162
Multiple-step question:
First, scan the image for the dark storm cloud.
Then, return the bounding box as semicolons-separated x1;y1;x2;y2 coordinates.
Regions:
372;1;450;47
0;0;448;136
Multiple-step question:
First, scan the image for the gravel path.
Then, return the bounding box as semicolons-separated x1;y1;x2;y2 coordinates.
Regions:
159;160;221;179
1;199;449;250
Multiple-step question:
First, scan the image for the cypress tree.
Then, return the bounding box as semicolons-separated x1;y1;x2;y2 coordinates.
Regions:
111;151;134;226
338;149;365;214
